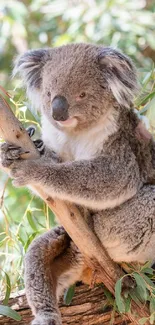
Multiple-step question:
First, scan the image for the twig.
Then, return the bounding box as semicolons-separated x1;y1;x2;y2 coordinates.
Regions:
0;176;9;208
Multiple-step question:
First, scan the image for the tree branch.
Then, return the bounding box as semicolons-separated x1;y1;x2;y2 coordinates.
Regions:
0;285;131;325
0;94;150;324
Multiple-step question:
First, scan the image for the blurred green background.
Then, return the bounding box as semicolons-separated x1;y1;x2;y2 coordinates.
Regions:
0;0;155;299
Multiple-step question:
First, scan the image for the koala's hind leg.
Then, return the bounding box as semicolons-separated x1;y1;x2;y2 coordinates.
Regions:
24;226;84;325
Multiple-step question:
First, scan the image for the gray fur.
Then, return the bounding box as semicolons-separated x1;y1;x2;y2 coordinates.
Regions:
1;43;155;324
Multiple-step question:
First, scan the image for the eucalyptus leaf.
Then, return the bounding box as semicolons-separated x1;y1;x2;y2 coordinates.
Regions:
141;268;153;275
150;313;155;325
125;296;131;313
64;285;75;305
142;274;155;289
24;232;39;252
3;273;11;305
103;287;115;305
115;278;125;313
150;297;155;315
27;211;37;231
129;289;142;307
133;273;148;302
0;305;21;321
138;317;149;325
145;97;155;127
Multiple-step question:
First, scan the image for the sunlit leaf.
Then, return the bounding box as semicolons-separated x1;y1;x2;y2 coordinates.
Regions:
150;313;155;325
139;317;149;325
142;268;154;275
64;285;75;305
150;297;155;315
24;232;39;252
3;273;11;305
115;278;125;313
142;274;155;289
0;305;21;321
26;211;37;231
133;273;148;302
125;296;131;313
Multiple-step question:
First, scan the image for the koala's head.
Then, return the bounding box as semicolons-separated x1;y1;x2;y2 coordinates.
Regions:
13;43;138;131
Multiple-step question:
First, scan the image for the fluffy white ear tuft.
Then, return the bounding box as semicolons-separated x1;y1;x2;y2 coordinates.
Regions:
98;47;139;108
13;49;50;111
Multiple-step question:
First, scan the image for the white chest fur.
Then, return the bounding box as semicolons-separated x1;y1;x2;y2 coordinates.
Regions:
41;114;117;161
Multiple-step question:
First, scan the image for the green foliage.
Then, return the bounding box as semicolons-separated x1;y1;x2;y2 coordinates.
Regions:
114;263;155;324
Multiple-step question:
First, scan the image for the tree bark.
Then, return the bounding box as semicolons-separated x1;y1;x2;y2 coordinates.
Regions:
0;92;150;324
0;284;132;325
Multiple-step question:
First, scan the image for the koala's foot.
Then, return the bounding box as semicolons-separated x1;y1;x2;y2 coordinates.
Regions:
31;314;62;325
27;226;70;261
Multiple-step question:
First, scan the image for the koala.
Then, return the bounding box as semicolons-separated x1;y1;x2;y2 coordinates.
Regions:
1;43;155;325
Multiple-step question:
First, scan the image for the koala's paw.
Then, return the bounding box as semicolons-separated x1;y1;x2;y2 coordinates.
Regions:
31;314;62;325
0;143;28;168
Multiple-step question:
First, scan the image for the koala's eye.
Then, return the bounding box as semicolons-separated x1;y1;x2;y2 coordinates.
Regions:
76;92;87;102
47;91;51;97
79;92;86;98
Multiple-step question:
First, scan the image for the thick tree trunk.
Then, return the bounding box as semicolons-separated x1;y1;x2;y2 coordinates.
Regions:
0;284;132;325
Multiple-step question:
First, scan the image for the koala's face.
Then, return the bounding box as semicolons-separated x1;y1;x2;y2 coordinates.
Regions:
41;46;116;130
14;44;138;131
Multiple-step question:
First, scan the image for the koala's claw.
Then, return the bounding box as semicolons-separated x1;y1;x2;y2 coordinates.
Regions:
27;126;44;154
34;139;44;152
27;126;36;138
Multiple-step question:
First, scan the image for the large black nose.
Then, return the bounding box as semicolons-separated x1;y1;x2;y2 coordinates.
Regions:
52;95;69;121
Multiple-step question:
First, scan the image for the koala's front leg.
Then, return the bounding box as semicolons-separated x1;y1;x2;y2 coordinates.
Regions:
7;150;141;210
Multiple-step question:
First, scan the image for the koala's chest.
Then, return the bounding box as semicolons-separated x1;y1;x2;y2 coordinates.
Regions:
45;131;100;161
42;120;103;161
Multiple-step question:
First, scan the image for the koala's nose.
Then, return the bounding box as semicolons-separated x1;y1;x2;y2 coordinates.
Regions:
52;95;69;121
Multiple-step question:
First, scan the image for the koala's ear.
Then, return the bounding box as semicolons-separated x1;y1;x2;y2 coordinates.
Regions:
13;49;50;110
13;49;49;89
98;47;138;108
